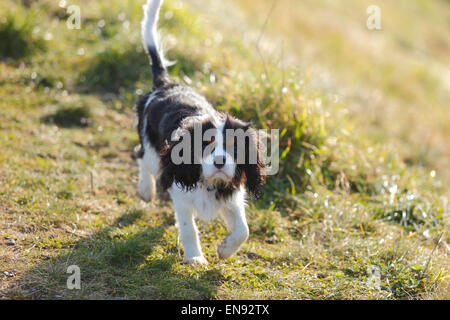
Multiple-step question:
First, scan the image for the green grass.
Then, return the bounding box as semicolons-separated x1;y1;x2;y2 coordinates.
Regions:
0;0;448;300
41;105;92;128
0;4;46;60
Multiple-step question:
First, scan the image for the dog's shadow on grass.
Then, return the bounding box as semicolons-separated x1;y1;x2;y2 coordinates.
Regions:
8;208;222;300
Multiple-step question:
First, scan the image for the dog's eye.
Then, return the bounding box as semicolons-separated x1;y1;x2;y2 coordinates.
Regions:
226;136;238;148
204;136;215;145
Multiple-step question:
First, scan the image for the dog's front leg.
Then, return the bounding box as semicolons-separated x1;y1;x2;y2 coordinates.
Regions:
218;199;249;259
173;198;207;265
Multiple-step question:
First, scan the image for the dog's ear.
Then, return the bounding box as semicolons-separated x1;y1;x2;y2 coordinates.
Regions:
160;129;201;191
242;128;267;197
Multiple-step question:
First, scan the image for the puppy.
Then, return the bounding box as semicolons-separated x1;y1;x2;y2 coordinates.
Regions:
136;0;266;264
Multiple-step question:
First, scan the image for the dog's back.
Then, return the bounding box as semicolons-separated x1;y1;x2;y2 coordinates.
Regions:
137;84;216;151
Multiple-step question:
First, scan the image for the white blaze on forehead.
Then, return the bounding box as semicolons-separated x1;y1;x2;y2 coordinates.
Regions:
203;119;235;170
213;120;226;157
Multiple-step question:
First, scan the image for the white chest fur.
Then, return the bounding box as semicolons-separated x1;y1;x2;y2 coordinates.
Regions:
169;183;244;222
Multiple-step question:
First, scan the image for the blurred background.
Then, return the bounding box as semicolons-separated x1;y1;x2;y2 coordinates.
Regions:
0;0;448;299
241;0;450;180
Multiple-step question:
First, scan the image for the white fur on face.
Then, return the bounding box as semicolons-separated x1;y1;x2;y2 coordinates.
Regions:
201;120;236;184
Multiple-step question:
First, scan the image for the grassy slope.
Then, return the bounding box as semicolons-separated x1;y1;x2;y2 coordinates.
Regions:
236;0;450;180
0;0;448;299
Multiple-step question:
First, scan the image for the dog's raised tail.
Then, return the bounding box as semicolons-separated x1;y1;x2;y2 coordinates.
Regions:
141;0;170;88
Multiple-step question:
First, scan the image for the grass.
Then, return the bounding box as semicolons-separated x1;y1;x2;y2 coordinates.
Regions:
0;4;46;60
41;105;92;128
0;0;449;300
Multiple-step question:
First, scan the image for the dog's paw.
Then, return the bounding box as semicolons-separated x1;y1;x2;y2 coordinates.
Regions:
185;256;208;265
217;244;234;260
138;181;155;203
138;189;153;203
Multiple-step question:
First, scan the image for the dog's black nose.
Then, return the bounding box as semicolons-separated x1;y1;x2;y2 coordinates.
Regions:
213;155;226;169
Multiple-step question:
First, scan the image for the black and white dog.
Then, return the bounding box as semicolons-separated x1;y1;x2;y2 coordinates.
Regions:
136;0;266;264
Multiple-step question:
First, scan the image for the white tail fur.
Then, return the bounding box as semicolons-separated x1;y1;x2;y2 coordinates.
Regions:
141;0;163;53
141;0;172;87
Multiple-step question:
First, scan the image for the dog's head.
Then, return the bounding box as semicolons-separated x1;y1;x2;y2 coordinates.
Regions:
160;114;266;197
